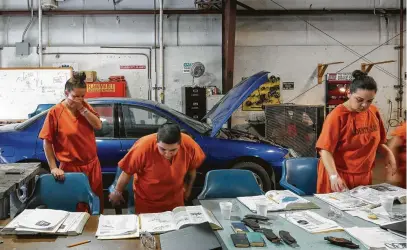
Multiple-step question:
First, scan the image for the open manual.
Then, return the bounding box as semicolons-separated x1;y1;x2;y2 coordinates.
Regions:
96;214;139;240
1;209;89;235
345;227;406;250
237;190;319;212
139;205;222;234
314;192;371;211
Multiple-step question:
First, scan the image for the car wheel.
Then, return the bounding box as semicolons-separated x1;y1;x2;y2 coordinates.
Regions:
232;162;272;191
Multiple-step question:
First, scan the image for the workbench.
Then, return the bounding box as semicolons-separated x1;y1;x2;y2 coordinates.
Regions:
0;163;41;219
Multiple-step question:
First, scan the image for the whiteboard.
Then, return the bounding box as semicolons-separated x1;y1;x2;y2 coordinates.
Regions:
0;68;72;120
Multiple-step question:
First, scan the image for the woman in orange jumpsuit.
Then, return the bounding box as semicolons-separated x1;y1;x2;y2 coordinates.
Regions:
39;72;103;212
316;70;397;193
386;121;406;188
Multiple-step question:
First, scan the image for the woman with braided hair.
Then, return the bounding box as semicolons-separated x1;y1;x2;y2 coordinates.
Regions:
39;72;104;212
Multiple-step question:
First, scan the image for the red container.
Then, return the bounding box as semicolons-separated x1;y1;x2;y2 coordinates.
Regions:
85;81;127;98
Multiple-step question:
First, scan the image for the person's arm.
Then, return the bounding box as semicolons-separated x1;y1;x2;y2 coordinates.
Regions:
319;150;347;192
386;137;403;184
79;105;102;130
315;111;347;192
43;139;65;180
184;169;197;200
109;171;131;205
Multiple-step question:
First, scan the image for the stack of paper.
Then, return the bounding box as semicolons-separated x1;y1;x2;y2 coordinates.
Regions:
237;190;318;212
280;210;343;234
95;214;139;240
345;227;406;250
1;209;90;235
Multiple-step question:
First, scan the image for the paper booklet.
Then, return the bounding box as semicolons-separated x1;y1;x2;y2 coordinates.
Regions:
96;214;139;240
237;190;319;213
1;209;89;235
139;205;222;234
349;183;407;205
314;192;370;211
279;210;343;234
345;227;407;250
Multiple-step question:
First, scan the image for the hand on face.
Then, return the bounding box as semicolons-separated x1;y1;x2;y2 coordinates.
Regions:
66;88;86;110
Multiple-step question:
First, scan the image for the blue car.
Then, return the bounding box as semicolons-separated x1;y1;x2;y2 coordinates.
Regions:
0;71;295;193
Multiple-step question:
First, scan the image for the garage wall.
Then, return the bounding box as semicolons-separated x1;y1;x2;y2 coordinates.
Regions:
0;0;405;131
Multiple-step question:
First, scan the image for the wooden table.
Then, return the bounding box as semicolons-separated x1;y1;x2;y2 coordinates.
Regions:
0;216;162;250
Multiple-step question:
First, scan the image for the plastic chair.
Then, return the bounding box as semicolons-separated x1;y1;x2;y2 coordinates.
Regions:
26;173;100;215
197;169;264;199
279;157;318;196
108;168;134;214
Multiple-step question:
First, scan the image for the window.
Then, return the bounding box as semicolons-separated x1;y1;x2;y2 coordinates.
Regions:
92;104;114;138
122;105;168;138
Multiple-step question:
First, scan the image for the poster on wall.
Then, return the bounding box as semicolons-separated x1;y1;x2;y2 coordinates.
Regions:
242;75;281;111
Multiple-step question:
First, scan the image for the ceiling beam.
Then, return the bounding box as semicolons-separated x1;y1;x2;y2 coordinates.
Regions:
0;9;404;16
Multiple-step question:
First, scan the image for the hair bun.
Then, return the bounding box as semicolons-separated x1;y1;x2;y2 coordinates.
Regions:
352;70;367;80
72;72;87;82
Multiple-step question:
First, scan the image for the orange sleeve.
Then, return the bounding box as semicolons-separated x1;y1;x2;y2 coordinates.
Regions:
183;134;206;170
38;108;56;143
315;112;341;154
391;122;406;139
118;141;146;176
84;102;100;118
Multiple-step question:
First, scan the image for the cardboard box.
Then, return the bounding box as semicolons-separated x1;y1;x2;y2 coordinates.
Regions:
82;71;97;82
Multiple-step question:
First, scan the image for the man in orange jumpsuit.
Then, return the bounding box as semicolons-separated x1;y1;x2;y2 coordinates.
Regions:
39;72;104;212
316;70;397;193
386;122;406;187
108;123;206;213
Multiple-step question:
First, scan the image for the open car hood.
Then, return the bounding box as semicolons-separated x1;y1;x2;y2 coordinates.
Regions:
203;71;270;137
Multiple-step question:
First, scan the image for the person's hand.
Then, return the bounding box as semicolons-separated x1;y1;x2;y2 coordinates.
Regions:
384;151;397;176
51;168;65;181
67;97;84;111
330;174;348;192
108;189;125;206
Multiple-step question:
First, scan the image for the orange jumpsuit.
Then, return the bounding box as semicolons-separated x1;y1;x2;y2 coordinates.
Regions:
119;133;206;214
39;102;104;213
391;122;406;187
316;104;387;193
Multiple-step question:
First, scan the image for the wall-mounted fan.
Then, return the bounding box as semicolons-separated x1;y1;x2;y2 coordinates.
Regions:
190;62;205;85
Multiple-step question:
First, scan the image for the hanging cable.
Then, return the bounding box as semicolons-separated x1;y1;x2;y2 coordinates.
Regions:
269;0;402;81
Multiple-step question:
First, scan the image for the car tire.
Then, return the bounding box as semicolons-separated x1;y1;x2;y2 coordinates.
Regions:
232;162;272;191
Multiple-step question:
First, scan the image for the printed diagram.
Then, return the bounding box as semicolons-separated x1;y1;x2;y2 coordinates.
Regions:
142;212;175;232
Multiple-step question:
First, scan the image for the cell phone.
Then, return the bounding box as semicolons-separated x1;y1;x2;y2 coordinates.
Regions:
231;234;250;248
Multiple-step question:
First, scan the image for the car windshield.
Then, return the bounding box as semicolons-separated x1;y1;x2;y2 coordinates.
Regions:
15;110;48;130
157;104;212;134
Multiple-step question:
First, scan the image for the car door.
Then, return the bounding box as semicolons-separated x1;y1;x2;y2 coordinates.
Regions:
92;103;122;175
119;104;168;154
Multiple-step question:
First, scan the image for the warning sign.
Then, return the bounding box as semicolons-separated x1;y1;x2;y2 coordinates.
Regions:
120;65;146;69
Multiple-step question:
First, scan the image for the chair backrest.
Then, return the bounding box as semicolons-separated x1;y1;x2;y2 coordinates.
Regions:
197;169;264;199
27;173;100;214
283;157;318;195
